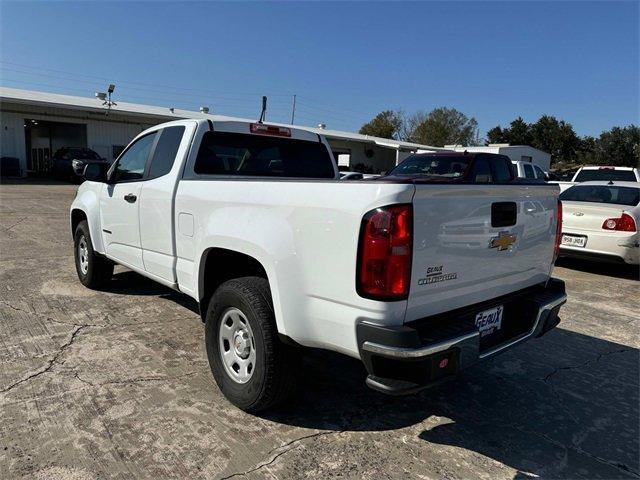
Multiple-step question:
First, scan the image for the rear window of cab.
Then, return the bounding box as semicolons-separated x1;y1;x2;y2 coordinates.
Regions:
193;131;335;179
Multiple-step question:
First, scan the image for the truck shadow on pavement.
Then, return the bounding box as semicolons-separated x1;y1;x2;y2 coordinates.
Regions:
109;270;200;314
263;328;639;479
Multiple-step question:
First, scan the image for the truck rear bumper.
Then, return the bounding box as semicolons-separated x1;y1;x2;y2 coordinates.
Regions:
356;278;567;395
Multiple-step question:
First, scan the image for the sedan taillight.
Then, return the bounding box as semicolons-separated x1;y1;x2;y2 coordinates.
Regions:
357;204;412;300
602;213;637;232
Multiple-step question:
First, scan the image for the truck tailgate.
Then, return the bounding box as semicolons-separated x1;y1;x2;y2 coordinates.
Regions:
406;184;559;322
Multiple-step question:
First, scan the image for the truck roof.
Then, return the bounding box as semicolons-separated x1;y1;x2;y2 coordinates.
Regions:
142;118;322;144
209;119;321;143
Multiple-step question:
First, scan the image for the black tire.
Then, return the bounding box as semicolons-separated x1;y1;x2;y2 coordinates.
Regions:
205;276;297;412
74;220;114;289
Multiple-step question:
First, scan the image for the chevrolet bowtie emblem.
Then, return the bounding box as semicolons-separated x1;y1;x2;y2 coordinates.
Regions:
489;231;517;251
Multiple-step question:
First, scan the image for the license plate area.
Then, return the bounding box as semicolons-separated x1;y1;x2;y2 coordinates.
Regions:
561;234;587;248
475;305;503;338
477;302;537;352
409;285;543;354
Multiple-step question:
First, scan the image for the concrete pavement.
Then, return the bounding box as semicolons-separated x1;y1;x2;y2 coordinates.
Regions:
1;180;638;479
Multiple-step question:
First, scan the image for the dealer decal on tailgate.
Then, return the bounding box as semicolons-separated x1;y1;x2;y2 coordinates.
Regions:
418;265;458;286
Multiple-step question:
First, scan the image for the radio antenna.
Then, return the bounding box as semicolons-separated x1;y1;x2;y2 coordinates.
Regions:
258;96;267;123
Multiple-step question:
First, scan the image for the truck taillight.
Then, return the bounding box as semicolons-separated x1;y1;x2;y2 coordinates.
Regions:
602;213;636;232
554;200;562;263
357;204;412;300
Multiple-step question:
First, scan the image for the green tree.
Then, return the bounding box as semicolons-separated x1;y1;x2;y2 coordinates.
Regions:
359;110;403;140
589;126;640;167
486;125;506;144
576;135;597;165
485;115;583;165
529;115;580;163
505;117;533;145
408;107;479;147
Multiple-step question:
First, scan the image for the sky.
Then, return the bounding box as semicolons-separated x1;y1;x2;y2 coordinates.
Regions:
0;1;638;138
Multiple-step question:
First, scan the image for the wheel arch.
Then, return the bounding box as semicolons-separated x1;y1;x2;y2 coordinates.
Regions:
197;247;284;332
70;208;87;238
70;184;105;253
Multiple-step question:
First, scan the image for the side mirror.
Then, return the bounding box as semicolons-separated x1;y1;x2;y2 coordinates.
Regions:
83;163;109;183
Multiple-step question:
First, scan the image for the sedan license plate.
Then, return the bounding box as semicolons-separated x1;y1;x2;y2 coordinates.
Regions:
561;234;587;248
475;305;503;337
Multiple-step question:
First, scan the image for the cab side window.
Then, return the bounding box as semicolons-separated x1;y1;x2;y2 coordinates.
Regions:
147;126;185;179
523;164;535;179
472;157;493;183
113;133;156;182
492;157;514;183
534;165;546;180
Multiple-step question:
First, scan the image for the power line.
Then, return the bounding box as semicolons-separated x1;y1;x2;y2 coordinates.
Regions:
0;61;379;122
293;104;366;126
0;74;295;120
0;61;370;130
0;76;358;130
0;67;293;108
287;112;356;131
0;60;293;98
294;100;374;124
0;77;293;122
296;96;377;118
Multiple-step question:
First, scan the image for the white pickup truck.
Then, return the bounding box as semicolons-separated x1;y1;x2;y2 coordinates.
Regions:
71;119;567;412
511;160;547;181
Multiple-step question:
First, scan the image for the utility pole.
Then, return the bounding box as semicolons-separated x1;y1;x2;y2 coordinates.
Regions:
290;94;297;125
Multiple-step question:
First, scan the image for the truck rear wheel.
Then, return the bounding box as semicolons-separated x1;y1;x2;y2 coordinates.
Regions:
205;276;296;412
74;220;114;289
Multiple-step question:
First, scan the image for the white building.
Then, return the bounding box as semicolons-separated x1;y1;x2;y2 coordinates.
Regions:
444;143;551;171
0;87;444;177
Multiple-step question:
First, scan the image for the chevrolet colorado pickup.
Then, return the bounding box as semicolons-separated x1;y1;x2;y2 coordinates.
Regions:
70;118;566;412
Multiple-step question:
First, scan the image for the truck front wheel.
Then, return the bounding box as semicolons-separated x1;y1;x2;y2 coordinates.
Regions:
74;220;114;289
205;277;296;412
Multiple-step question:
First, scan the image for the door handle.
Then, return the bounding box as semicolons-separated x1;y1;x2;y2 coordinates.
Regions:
124;193;137;203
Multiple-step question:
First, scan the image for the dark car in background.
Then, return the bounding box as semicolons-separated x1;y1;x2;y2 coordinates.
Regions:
52;147;108;182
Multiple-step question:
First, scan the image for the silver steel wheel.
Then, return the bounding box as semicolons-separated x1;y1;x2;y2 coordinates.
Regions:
218;307;256;384
77;235;89;275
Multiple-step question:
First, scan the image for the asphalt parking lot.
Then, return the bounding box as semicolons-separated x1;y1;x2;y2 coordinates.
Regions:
1;179;638;480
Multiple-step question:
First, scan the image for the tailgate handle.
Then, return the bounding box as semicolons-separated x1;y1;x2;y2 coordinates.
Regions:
491;202;517;227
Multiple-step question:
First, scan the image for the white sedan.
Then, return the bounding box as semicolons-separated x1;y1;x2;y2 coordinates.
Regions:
559;181;639;265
